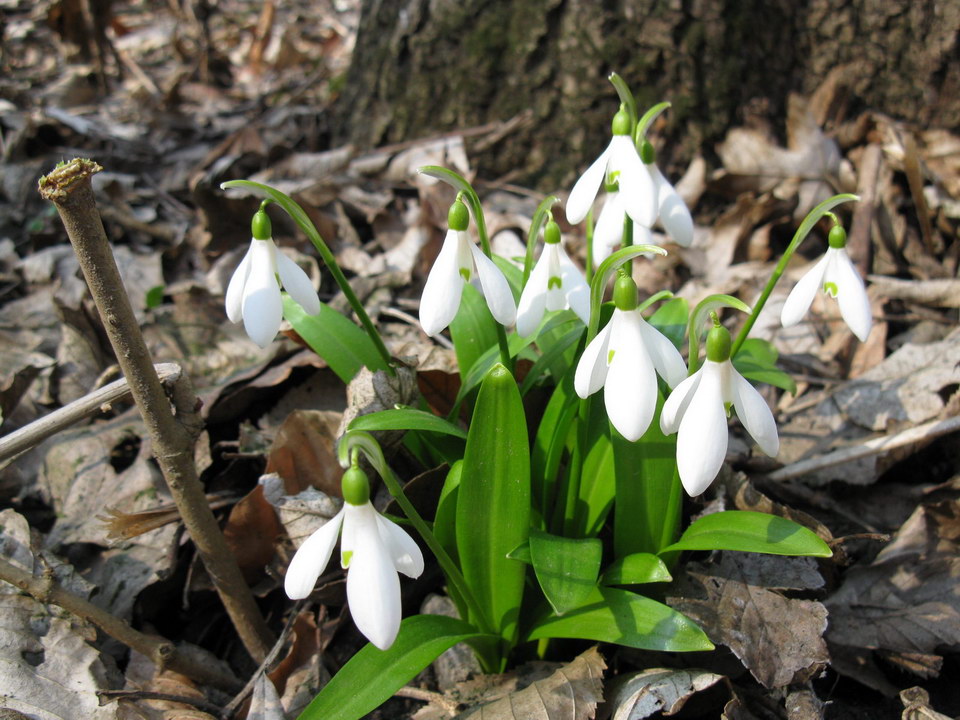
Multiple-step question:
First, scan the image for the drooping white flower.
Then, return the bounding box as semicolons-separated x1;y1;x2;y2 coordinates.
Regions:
641;141;693;249
566;107;656;230
780;226;871;342
516;220;590;336
225;209;320;349
284;469;424;650
592;191;656;266
659;325;779;497
574;274;687;441
419;199;517;337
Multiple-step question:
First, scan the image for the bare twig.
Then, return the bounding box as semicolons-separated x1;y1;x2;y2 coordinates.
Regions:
394;686;460;717
97;689;223;715
769;414;960;481
0;363;182;465
38;159;273;663
0;556;241;692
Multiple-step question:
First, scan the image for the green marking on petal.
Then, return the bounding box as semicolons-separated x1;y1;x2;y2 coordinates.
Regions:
548;276;562;290
607;349;616;364
459;268;471;282
823;281;838;297
724;401;733;417
604;170;621;193
341;550;353;567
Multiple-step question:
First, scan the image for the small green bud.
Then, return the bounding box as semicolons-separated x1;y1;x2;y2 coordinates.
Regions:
448;199;469;231
341;465;371;506
828;224;847;249
613;272;639;311
611;106;631;136
639;139;656;165
544;219;561;245
251;209;272;240
705;324;732;363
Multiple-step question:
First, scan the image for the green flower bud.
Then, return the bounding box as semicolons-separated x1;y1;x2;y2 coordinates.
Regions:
828;224;847;249
613;272;639;311
341;465;371;506
544;219;561;245
705;324;732;363
639;139;656;165
448;199;470;231
251;208;272;240
611;106;631;136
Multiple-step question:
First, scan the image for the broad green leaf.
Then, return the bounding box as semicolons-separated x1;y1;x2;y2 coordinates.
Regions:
349;408;467;439
283;294;386;382
660;511;833;557
601;553;672;585
576;400;616;537
454;333;532;411
457;364;531;647
531;370;579;512
298;615;491;720
434;461;462;563
734;337;797;394
647;297;689;350
449;284;499;386
529;529;602;615
528;587;713;652
611;390;682;556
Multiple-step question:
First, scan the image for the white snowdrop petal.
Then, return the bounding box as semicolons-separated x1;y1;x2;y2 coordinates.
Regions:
284;509;344;600
660;366;702;435
556;244;591;325
637;319;687;388
567;142;613;225
676;361;728;496
731;369;780;457
516;249;551;337
574;321;613;398
604;311;657;441
225;242;253;323
241;240;283;348
470;244;517;327
613;136;657;228
593;192;625;265
651;165;694;247
275;250;320;316
831;248;873;342
420;229;465;337
780;254;830;328
375;513;425;579
346;505;401;650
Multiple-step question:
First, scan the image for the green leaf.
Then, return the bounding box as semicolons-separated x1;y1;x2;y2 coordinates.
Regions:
734;337;797;394
457;364;531;648
647;297;688;350
283;294;386;383
298;615;492;720
529;529;602;615
449;284;499;387
528;587;713;652
145;285;165;309
519;325;584;395
349;409;467;439
601;553;672;585
576;401;616;537
531;370;579;511
660;511;833;557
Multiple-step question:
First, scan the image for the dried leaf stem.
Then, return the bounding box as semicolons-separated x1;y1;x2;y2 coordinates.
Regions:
38;159;273;662
0;555;241;692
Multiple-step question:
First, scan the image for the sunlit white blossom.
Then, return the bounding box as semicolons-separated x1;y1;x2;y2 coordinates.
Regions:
516;233;590;337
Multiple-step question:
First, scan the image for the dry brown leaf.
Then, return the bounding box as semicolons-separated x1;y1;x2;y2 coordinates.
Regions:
455;647;605;720
670;553;829;689
222;484;283;585
247;673;286;720
606;668;727;719
265;409;343;496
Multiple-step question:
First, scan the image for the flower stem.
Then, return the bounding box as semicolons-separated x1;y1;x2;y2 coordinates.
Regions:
730;193;859;358
40;159;274;663
220;180;396;376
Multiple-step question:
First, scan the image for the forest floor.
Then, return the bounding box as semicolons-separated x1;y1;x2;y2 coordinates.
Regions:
2;0;960;718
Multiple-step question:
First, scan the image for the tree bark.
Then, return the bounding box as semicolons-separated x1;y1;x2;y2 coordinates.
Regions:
336;0;960;188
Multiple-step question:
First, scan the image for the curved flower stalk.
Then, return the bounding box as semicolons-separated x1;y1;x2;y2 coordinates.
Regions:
420;197;517;337
780;224;871;342
660;322;779;496
516;219;590;336
284;465;424;650
225;205;320;348
566;106;656;230
575;272;687;441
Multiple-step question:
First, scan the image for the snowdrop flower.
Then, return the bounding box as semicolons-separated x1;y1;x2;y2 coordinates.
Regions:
285;465;424;650
225;206;320;348
575;273;687;441
592;187;656;266
516;219;590;336
420;197;517;337
780;225;872;342
566;106;656;230
640;140;694;249
660;323;779;496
